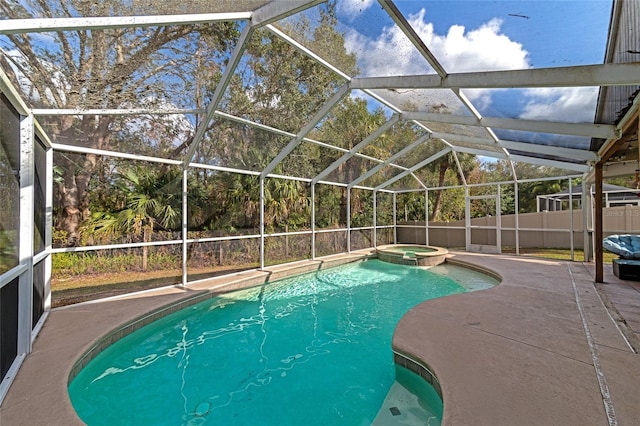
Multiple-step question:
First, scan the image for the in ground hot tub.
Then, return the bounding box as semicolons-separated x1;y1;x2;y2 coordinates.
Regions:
376;244;448;267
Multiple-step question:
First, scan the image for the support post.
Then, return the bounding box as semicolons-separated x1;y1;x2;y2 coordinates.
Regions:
424;189;429;246
393;193;397;244
182;169;188;285
347;189;351;253
260;177;265;270
514;181;520;255
569;178;574;261
19;113;34;355
311;184;316;260
496;185;502;253
595;162;604;283
582;176;592;262
373;190;377;248
465;186;471;251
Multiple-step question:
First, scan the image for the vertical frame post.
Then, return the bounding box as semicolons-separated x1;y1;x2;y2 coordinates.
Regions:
373;190;377;248
393;192;397;244
311;184;316;260
260;177;265;269
569;178;574;261
595;163;604;282
514;181;520;256
424;189;429;246
18;113;35;356
496;185;502;253
464;186;471;251
182;169;188;285
43;141;53;313
347;188;351;253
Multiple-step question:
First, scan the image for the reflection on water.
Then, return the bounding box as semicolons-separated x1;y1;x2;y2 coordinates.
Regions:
69;259;494;425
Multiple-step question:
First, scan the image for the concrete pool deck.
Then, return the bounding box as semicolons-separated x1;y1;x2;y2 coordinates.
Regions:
1;251;639;425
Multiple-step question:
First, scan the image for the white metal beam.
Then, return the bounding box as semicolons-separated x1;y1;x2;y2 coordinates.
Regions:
431;131;598;162
348;133;431;189
0;12;252;34
266;24;352;81
452;151;467;186
497;141;597;163
42;103;409;177
266;22;406;118
378;0;446;77
261;84;350;178
509;155;590;173
450;145;509;159
252;1;323;27
0;68;30;115
32;108;205;116
312;114;400;184
214;110;412;173
376;148;452;190
452;146;510;160
401;111;618;139
351;63;640;90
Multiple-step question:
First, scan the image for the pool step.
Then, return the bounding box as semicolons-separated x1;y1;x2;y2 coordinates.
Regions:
402;251;418;265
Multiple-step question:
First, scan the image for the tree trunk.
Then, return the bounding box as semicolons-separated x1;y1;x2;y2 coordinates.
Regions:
429;161;449;222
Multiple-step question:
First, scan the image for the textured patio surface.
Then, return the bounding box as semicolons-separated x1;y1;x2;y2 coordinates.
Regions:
394;252;640;426
1;251;639;425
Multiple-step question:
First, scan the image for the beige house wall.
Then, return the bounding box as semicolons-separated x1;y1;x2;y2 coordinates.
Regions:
396;205;640;249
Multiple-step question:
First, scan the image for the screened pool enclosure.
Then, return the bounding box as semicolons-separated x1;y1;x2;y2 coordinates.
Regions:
1;0;639;404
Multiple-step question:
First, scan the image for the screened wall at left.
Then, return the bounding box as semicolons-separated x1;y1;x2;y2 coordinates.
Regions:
0;72;52;403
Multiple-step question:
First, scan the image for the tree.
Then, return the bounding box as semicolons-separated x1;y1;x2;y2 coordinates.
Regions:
426;152;478;221
1;0;238;245
82;166;182;270
315;97;387;224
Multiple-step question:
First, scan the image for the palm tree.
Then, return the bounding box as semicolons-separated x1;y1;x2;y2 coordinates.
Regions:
83;166;181;271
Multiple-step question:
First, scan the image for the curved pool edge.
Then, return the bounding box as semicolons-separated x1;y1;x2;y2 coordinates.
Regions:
442;255;503;283
389;256;501;423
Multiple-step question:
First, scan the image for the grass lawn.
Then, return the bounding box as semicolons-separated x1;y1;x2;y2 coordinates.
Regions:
52;264;258;307
502;247;618;263
52;248;618;307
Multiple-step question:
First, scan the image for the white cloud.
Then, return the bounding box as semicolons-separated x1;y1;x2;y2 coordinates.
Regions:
519;87;599;122
345;9;530;77
344;9;531;112
410;14;529;73
337;0;376;19
342;8;596;122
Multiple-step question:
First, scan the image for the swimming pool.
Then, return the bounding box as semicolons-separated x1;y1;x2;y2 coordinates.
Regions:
68;259;495;425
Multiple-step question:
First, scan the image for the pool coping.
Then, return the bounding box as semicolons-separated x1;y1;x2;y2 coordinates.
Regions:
1;250;639;425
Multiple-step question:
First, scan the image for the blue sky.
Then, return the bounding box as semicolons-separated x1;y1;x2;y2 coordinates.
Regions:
332;0;614;129
392;1;612;67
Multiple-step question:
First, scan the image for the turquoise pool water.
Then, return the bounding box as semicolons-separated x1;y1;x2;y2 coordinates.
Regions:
69;259;492;425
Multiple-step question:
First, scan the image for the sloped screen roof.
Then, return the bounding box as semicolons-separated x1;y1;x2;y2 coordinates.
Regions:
1;0;637;190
